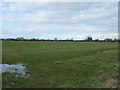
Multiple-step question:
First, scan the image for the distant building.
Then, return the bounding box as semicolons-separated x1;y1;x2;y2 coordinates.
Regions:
54;38;58;41
16;37;25;41
104;38;112;42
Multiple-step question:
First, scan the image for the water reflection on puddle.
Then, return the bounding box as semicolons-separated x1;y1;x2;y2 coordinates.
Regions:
0;64;29;78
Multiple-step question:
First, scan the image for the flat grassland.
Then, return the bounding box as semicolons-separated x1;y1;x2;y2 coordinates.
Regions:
2;41;118;88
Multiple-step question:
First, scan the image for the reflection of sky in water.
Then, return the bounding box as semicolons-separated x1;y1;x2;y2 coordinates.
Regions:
0;64;26;74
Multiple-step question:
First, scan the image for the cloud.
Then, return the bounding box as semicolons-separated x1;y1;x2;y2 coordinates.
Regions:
1;2;118;39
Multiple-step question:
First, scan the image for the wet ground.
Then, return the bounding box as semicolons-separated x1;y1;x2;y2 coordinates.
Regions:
0;64;29;78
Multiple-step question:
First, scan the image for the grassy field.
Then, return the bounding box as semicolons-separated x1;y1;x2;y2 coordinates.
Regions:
2;41;119;88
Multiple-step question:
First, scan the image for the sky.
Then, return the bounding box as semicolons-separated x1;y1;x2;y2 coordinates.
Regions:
0;2;118;40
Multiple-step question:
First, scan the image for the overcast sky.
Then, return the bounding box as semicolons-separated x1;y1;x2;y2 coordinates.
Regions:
1;2;118;40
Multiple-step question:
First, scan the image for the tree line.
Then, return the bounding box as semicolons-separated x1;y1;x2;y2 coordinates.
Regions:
0;36;120;42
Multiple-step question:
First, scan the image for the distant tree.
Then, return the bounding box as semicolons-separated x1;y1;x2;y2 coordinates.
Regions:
118;39;120;42
47;39;52;41
6;38;15;41
30;38;40;41
70;38;73;41
40;39;45;41
114;38;118;42
94;39;99;42
66;38;69;41
86;36;92;41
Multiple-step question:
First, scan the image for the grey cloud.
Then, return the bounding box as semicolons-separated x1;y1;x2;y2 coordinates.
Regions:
2;2;118;39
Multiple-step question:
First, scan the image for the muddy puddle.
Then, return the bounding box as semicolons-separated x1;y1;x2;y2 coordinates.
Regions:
0;64;30;79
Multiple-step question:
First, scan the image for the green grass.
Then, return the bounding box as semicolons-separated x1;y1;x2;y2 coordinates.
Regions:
2;41;119;88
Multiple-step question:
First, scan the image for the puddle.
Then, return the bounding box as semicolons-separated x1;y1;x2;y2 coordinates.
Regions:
0;64;29;79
